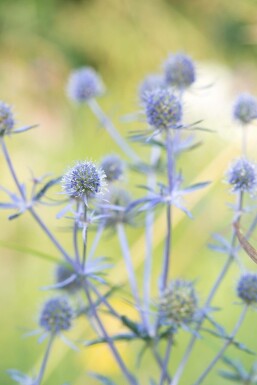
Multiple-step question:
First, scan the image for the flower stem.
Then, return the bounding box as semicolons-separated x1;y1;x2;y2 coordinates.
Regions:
160;129;173;293
117;223;147;328
159;336;173;385
0;138;75;268
192;305;248;385
170;191;244;385
73;201;81;265
88;99;140;162
144;146;161;335
35;334;55;385
87;224;104;261
83;284;138;385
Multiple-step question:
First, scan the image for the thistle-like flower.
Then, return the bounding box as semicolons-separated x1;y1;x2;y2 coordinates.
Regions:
233;93;257;125
144;88;182;130
237;274;257;304
226;158;257;194
99;186;133;227
0;102;15;135
67;67;105;102
164;53;196;89
39;297;73;334
100;154;124;182
158;279;198;326
138;73;166;103
61;160;106;202
55;264;82;294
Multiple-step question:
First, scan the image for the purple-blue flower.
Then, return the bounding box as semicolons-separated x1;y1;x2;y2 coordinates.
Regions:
164;53;196;89
61;160;106;200
39;297;73;334
237;274;257;304
0;102;15;135
144;88;182;130
100;154;124;182
67;67;105;102
226;158;257;194
233;93;257;124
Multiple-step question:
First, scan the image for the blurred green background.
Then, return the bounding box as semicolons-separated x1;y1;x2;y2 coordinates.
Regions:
1;0;257;384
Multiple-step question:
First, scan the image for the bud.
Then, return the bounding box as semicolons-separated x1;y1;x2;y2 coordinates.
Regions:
144;88;182;130
164;53;196;89
237;273;257;304
100;154;124;182
233;93;257;125
0;102;15;135
158;279;198;326
55;264;82;294
67;67;105;102
39;297;73;334
226;158;257;194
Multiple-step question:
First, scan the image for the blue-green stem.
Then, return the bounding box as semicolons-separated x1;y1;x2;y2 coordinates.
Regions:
170;191;244;385
159;336;173;385
35;334;55;385
87;99;140;162
83;283;138;385
116;223;147;329
192;305;248;385
144;145;161;335
0;138;75;269
160;129;174;293
153;347;172;383
73;201;81;265
87;224;104;261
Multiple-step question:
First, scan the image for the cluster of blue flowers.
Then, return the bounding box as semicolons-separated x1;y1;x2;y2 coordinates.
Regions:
3;51;257;385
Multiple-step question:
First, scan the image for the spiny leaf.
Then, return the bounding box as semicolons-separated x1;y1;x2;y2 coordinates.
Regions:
33;177;62;201
84;333;137;346
88;373;117;385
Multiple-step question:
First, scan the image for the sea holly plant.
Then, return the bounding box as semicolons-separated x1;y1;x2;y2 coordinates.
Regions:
3;52;257;385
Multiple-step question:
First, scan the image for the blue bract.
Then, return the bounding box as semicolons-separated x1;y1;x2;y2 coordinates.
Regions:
39;297;73;334
144;88;182;130
237;274;257;304
164;53;196;89
67;67;105;102
233;93;257;125
226;158;257;194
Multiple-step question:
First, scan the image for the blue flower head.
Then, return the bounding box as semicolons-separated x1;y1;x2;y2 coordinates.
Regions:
39;297;73;334
62;160;106;201
67;67;105;102
145;88;182;130
164;53;196;89
226;158;257;194
233;93;257;125
55;264;82;294
237;274;257;304
158;279;198;326
100;154;124;182
139;73;165;103
0;102;15;135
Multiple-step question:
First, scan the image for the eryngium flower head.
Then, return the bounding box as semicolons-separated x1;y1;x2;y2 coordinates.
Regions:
139;74;165;103
62;161;106;201
100;154;124;182
164;53;196;89
226;158;257;194
158;279;198;326
237;274;257;304
145;88;182;130
55;264;82;294
0;102;15;135
67;67;105;102
39;297;73;334
233;93;257;124
101;186;133;226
